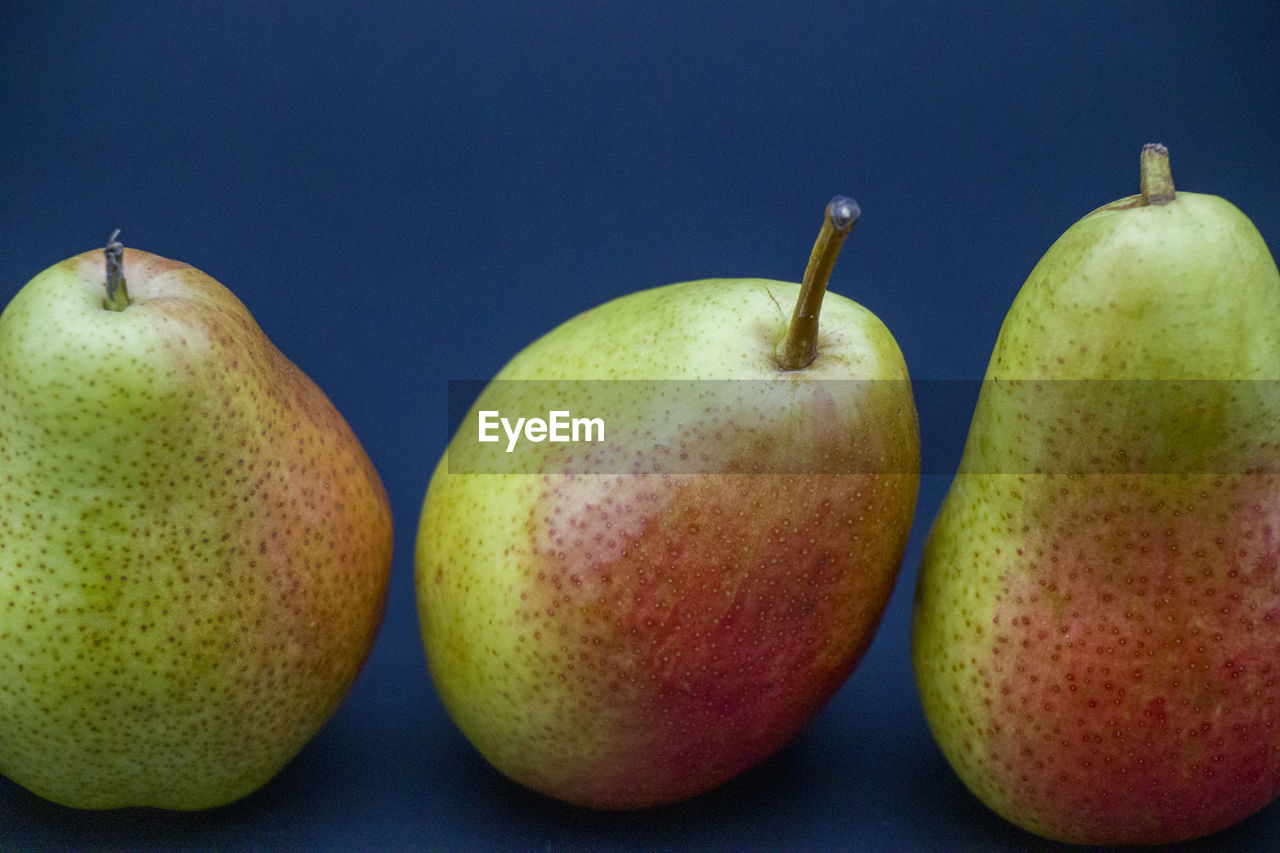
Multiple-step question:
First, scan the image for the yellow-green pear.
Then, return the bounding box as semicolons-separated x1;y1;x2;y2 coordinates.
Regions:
913;145;1280;844
417;199;919;808
0;238;393;809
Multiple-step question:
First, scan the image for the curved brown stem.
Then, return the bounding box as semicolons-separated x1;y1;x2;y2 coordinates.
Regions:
776;196;860;370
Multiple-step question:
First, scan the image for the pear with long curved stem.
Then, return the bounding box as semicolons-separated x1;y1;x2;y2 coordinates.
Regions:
417;197;919;809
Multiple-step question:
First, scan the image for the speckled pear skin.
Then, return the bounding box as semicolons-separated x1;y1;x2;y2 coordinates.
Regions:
912;182;1280;843
417;278;919;809
0;248;393;810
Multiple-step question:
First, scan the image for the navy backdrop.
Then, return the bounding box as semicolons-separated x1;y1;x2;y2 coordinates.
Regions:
2;2;1279;849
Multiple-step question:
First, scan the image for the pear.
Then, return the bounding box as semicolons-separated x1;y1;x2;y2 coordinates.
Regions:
912;145;1280;844
0;237;393;809
417;198;919;808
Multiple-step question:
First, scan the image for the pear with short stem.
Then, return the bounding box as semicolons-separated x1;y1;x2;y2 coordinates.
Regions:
912;144;1280;844
0;236;393;809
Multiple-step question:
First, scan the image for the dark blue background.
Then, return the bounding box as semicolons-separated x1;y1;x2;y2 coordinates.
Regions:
3;2;1279;849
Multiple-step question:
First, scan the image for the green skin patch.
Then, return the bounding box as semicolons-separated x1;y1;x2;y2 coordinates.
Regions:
913;153;1280;845
0;248;392;809
418;274;919;808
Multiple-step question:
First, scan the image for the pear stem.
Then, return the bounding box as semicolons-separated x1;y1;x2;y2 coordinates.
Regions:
104;229;129;311
776;196;860;371
1139;143;1176;205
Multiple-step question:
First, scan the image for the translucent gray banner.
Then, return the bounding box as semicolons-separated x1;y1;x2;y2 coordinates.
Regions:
444;379;1280;475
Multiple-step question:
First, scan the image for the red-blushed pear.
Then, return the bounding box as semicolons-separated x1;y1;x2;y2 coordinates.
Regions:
416;198;920;808
912;145;1280;844
0;236;393;809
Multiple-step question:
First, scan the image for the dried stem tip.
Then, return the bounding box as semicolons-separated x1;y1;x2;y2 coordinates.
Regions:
104;229;129;311
1140;143;1176;206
